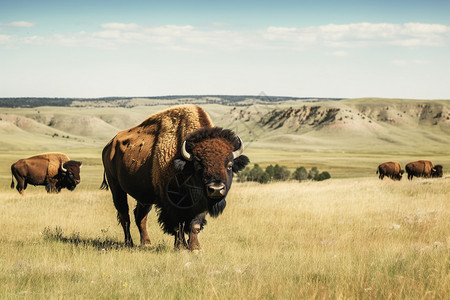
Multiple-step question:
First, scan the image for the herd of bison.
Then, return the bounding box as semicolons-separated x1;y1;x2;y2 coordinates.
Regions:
6;105;446;250
9;157;444;196
377;160;443;181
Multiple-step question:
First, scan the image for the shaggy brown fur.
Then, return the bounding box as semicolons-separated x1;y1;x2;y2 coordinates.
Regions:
376;161;404;180
103;104;213;196
11;153;81;194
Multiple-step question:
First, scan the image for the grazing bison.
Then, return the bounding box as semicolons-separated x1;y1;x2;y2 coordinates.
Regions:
376;161;404;180
11;153;82;195
100;105;249;251
405;160;437;180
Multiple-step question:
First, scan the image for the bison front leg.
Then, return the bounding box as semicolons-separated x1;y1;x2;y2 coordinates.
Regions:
45;179;58;193
188;213;206;251
174;222;188;250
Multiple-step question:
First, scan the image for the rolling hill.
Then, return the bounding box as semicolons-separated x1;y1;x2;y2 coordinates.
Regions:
0;97;449;154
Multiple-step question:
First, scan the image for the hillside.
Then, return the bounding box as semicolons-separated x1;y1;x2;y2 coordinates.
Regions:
213;98;450;152
0;97;449;154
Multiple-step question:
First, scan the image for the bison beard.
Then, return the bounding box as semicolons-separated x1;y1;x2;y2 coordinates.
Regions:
165;170;227;216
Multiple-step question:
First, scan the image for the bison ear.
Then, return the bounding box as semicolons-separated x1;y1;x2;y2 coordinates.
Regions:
174;158;186;172
232;155;250;173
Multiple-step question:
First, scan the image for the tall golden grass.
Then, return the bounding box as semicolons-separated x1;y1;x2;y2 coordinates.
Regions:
1;177;449;299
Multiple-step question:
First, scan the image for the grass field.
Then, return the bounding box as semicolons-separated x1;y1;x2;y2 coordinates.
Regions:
1;147;449;299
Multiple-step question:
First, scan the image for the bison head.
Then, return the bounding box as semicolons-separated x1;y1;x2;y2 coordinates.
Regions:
58;160;82;191
174;127;249;216
395;170;405;180
431;165;443;178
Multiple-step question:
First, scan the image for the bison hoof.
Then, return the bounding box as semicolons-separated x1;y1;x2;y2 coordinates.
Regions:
188;240;201;251
174;241;189;251
140;239;151;247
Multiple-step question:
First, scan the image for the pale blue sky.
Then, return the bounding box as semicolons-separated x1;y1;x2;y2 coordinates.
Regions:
1;0;449;99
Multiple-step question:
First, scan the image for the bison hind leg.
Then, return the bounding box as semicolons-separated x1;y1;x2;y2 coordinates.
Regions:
17;186;25;195
110;185;133;247
133;203;152;246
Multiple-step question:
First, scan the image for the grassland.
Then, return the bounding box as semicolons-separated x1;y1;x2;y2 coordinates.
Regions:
1;98;449;299
1;147;449;299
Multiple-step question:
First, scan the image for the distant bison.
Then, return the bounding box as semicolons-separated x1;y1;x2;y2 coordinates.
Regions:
100;105;249;250
11;153;82;195
376;161;404;180
405;160;442;180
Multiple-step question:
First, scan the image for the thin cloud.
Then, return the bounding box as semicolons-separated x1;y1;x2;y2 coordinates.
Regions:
101;23;140;31
265;22;450;48
6;21;35;28
391;59;429;66
328;51;348;57
0;35;11;44
1;22;449;51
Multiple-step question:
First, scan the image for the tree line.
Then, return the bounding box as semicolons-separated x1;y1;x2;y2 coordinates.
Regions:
237;164;331;183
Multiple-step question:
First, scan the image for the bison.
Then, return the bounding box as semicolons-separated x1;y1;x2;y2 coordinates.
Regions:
11;153;82;195
100;105;249;250
376;161;404;180
405;160;441;180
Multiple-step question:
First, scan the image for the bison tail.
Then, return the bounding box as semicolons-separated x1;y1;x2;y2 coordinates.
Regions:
99;171;109;191
376;169;378;174
10;177;15;189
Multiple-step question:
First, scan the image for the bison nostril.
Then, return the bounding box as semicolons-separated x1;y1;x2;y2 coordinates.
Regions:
207;183;226;197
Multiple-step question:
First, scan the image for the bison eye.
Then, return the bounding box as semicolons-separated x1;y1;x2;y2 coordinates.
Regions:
226;161;233;171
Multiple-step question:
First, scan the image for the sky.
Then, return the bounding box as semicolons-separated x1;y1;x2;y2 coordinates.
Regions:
1;0;449;99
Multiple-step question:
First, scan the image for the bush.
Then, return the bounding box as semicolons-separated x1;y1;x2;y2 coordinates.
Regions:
315;171;331;181
292;167;308;181
237;164;330;183
307;167;319;180
273;164;291;181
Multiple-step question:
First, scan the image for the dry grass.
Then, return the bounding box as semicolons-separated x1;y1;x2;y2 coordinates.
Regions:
1;177;449;299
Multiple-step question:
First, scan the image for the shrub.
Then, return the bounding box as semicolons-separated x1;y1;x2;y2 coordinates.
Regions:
292;167;308;181
307;167;319;180
315;171;331;181
237;164;330;183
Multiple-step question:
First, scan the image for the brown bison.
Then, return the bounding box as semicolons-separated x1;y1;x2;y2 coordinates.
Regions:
11;153;82;195
376;161;404;180
405;160;441;180
100;105;249;250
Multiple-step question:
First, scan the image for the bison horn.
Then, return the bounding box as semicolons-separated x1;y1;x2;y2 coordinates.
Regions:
61;164;67;172
232;136;244;159
181;141;193;161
